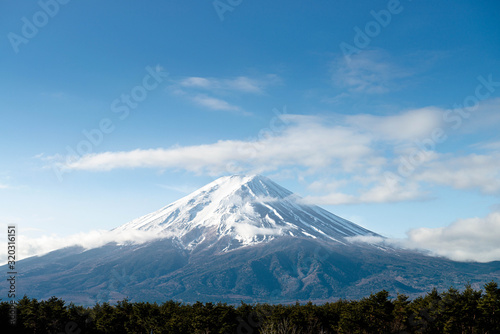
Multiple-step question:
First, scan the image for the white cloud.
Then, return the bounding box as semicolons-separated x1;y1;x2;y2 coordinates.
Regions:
345;107;443;141
53;114;375;176
172;74;280;112
360;180;425;203
331;148;500;203
229;76;269;94
307;179;349;193
348;211;500;262
192;94;242;112
415;153;500;194
348;235;387;245
303;180;424;205
455;98;500;133
179;75;278;94
234;223;285;240
180;77;213;89
46;99;500;204
404;212;500;262
303;192;358;205
0;183;8;189
332;50;412;94
472;140;500;151
58;108;440;204
0;228;166;265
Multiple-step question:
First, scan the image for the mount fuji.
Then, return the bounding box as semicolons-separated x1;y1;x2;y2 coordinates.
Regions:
114;175;377;253
6;175;500;305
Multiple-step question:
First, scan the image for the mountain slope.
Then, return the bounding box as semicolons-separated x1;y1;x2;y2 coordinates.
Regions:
114;175;377;252
5;175;500;305
13;237;500;306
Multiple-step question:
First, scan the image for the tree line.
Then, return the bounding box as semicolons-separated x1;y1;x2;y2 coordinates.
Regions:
1;281;499;333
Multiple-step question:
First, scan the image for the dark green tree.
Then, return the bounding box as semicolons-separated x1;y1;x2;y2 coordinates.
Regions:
391;294;411;333
478;281;500;333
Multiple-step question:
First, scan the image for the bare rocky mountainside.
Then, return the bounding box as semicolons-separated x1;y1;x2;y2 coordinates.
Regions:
9;175;500;305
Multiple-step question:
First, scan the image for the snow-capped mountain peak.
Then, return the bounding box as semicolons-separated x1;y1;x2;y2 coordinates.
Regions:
115;175;377;252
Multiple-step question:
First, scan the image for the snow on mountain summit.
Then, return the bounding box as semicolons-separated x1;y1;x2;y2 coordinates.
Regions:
115;175;378;252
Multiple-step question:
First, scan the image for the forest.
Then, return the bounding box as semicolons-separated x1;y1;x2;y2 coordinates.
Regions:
1;282;499;334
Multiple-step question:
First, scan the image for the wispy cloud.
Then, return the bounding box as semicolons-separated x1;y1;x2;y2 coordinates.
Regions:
192;94;242;112
52;114;374;176
303;180;425;205
454;98;500;133
332;50;412;94
45;98;500;204
180;75;278;94
472;140;500;151
414;153;500;194
180;77;213;89
45;108;430;204
170;74;280;113
345;107;443;141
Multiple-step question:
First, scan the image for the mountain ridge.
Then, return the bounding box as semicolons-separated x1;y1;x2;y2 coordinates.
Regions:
5;174;500;305
114;174;379;253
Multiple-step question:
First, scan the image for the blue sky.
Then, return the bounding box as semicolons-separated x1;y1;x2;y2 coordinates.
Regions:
1;0;500;262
